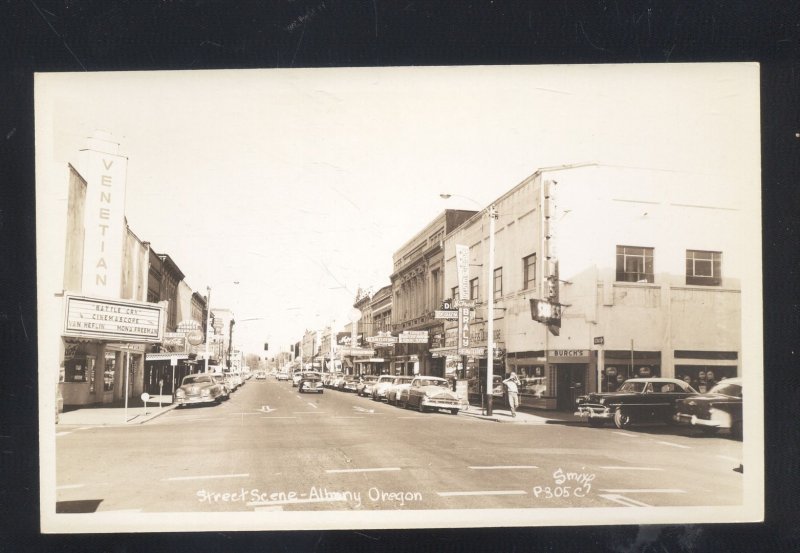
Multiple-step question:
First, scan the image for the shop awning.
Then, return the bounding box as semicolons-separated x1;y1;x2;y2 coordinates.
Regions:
145;353;190;361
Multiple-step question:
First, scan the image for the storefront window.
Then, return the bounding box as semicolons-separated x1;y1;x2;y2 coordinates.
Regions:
514;365;549;398
104;352;116;392
64;359;88;383
675;365;737;393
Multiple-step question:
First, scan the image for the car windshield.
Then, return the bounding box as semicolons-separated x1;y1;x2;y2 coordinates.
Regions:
617;381;647;393
417;378;448;387
182;375;211;385
365;376;378;382
709;382;742;398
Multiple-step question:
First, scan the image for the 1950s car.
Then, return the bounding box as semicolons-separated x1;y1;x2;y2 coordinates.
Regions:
399;376;467;414
386;376;414;405
575;378;697;429
357;375;379;397
298;372;324;394
673;377;742;439
174;374;226;406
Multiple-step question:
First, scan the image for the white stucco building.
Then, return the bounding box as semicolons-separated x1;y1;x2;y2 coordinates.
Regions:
444;163;746;410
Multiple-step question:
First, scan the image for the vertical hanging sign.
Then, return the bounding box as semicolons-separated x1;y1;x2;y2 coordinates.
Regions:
79;134;128;298
455;244;470;300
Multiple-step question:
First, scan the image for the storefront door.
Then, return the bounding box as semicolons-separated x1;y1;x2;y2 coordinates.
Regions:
556;364;586;410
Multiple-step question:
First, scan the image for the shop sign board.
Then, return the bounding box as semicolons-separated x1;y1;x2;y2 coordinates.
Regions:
452;298;476;309
458;347;485;356
338;347;376;356
594;336;605;345
530;299;562;325
163;333;187;349
435;310;458;319
63;294;165;343
399;330;429;344
366;334;398;345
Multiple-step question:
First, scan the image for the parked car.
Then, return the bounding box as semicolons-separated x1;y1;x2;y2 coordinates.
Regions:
276;372;290;381
673;377;742;438
298;373;324;394
331;374;347;390
386;376;414;405
340;375;360;393
357;375;379;397
291;371;304;387
575;378;697;429
174;374;225;406
323;372;343;388
371;375;396;401
400;376;467;414
255;372;266;380
211;373;230;400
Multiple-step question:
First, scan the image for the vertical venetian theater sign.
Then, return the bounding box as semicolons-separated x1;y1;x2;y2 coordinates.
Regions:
78;135;128;297
455;244;470;300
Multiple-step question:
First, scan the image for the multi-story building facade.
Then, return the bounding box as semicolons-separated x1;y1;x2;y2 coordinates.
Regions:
368;284;393;374
443;163;743;410
390;209;476;376
41;133;164;412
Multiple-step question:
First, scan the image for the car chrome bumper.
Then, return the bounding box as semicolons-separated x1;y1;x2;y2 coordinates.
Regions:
575;406;612;419
673;413;721;427
421;398;467;410
176;396;215;404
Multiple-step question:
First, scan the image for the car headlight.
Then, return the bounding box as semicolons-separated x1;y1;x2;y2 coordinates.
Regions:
175;389;185;397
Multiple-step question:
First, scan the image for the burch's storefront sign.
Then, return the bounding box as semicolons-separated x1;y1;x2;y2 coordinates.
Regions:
63;294;165;343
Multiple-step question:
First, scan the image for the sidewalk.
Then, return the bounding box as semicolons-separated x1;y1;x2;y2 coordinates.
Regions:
57;398;178;426
460;405;584;425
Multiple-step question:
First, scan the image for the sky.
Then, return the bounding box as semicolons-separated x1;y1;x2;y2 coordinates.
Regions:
37;63;760;356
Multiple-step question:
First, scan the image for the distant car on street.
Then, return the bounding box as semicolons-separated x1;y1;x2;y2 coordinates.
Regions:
255;372;266;380
575;378;697;429
400;376;467;414
276;372;290;381
174;374;225;406
298;373;324;394
673;377;743;439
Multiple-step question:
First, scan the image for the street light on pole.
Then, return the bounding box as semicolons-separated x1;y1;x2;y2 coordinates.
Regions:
440;193;497;416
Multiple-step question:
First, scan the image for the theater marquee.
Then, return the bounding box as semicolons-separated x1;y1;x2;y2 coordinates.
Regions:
63;294;165;343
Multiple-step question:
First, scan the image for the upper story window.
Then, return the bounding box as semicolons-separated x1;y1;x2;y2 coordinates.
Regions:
451;286;459;301
523;254;536;290
493;267;503;300
616;245;654;283
686;250;722;286
470;277;479;301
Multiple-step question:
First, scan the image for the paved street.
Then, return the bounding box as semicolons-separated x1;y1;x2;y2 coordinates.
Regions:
56;378;743;513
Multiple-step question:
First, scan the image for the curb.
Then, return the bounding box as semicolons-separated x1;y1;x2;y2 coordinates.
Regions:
128;403;179;424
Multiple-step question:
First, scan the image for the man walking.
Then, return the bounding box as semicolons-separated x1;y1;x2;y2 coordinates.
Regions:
503;372;521;417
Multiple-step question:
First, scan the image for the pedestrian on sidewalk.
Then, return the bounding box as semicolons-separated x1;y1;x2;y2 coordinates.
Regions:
503;372;521;417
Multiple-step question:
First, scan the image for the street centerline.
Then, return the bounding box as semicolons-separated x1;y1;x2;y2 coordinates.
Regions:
325;467;402;474
162;473;250;482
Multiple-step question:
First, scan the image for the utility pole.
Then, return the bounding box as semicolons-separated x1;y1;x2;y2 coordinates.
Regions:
204;286;212;373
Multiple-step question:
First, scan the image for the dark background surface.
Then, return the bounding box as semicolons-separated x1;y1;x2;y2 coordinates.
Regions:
1;1;798;551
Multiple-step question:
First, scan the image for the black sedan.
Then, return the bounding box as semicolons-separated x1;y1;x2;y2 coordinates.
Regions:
298;373;324;394
673;377;742;438
575;378;697;429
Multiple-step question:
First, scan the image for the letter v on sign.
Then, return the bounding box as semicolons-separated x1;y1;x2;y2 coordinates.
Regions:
103;159;114;170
